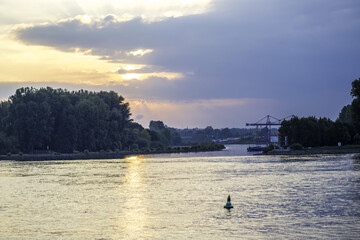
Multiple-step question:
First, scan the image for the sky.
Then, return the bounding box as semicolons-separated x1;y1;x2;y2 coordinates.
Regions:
0;0;359;128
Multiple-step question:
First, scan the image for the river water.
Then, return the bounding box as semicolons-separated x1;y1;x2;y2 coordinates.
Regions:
1;145;359;239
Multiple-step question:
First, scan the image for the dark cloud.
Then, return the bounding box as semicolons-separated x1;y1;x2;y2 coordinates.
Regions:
12;0;360;122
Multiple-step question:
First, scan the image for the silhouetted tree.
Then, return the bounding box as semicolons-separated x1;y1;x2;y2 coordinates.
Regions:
149;120;166;131
351;77;360;132
0;87;136;153
279;116;352;147
338;104;352;123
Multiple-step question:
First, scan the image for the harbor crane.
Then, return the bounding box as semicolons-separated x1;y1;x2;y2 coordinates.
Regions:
246;115;294;128
246;115;295;144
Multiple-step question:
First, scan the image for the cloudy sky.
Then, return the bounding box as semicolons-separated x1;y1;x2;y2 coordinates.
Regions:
0;0;359;128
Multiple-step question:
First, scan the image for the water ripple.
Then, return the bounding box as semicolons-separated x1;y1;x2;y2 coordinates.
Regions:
1;145;359;239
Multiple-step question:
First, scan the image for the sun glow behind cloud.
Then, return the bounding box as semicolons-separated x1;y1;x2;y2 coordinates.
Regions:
120;72;183;81
122;65;141;71
0;39;184;85
121;73;142;80
0;0;211;86
126;49;153;57
0;39;122;85
0;0;212;25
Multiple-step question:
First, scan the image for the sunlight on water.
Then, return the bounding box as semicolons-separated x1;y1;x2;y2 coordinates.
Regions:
0;145;359;239
120;155;147;239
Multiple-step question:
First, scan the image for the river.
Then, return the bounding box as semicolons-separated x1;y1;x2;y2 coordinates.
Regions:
1;145;359;239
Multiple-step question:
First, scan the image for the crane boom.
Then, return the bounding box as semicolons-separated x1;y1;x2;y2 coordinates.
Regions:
246;115;294;127
246;115;295;146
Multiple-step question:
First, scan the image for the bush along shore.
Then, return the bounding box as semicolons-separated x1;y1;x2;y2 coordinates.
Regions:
0;143;226;161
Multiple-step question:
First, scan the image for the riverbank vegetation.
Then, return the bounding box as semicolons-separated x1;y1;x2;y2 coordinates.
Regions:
278;77;360;148
0;142;225;160
0;87;225;156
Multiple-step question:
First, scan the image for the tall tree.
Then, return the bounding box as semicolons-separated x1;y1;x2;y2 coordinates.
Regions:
149;120;166;131
338;104;352;123
279;116;351;147
0;87;133;153
351;77;360;132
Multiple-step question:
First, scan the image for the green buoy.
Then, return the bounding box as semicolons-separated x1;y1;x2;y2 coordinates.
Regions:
224;195;233;209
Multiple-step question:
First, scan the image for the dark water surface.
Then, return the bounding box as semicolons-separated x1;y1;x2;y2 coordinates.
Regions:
1;145;359;239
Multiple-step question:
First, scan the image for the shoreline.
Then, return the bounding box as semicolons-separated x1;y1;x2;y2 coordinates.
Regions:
261;147;360;156
2;145;360;160
0;148;225;161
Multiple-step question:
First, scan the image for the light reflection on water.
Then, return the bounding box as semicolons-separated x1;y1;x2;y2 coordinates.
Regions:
0;145;359;239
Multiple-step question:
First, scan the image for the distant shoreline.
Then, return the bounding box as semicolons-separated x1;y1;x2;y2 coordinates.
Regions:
0;147;225;161
262;147;360;156
2;146;360;161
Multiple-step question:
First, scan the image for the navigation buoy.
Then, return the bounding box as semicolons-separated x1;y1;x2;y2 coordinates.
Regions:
224;195;233;209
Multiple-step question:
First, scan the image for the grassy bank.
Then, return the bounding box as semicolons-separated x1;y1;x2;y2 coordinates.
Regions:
262;145;360;156
0;144;225;161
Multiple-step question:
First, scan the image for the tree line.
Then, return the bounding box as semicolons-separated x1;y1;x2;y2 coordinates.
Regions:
0;87;172;154
166;126;268;145
279;77;360;147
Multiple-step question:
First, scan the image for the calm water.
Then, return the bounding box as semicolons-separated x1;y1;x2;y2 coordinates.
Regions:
1;145;359;239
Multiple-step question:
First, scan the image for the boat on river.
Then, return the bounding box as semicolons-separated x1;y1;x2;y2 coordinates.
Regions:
247;146;266;152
